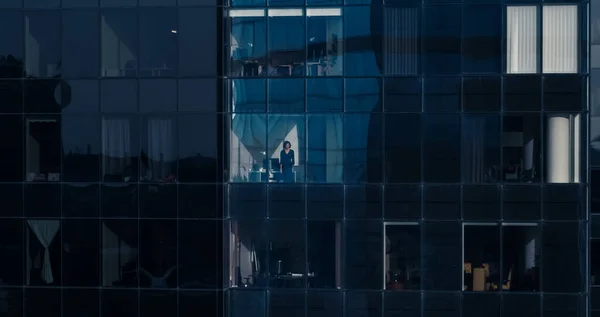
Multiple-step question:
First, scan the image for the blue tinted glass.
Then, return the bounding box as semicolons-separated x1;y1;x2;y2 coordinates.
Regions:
307;114;343;183
139;8;177;77
344;6;381;76
101;9;138;77
229;15;266;77
269;79;305;113
307;78;342;112
423;5;461;75
383;6;420;76
63;10;100;78
268;14;305;76
231;79;266;112
345;78;381;112
462;5;502;74
344;113;382;183
180;8;217;77
307;13;343;76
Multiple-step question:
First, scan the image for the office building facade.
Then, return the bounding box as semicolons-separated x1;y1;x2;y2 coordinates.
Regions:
0;0;594;317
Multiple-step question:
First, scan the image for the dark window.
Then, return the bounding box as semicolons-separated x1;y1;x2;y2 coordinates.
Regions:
422;5;461;75
503;76;542;111
463;77;501;111
344;7;381;77
383;6;420;76
0;115;23;181
62;114;101;182
269;79;305;113
62;219;100;286
140;79;177;112
0;11;23;78
62;10;100;78
139;220;177;288
180;8;217;77
139;8;177;77
101;9;138;77
385;113;421;182
345;78;381;112
179;220;219;289
462;5;502;74
384;77;421;112
179;114;219;182
179;79;218;112
100;220;138;287
424;77;460;112
422;221;461;290
344;113;382;183
25;11;61;78
423;113;460;182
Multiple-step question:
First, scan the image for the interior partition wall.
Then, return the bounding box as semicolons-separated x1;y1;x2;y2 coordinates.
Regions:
223;1;589;317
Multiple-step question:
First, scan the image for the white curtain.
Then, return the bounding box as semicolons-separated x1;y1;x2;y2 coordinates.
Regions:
543;5;578;73
507;6;538;74
147;119;175;180
27;220;60;284
102;118;131;177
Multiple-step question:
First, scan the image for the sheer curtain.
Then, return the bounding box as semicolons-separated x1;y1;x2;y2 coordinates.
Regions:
27;220;60;284
543;5;578;73
461;117;486;183
102;118;131;179
507;6;538;74
147;119;175;180
384;7;419;76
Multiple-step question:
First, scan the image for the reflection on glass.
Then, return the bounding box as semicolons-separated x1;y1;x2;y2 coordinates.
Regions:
62;114;101;182
307;78;342;112
229;11;266;77
228;220;267;288
344;7;380;76
101;220;138;287
25;116;61;182
462;5;501;74
344;113;381;183
345;78;381;112
141;116;177;182
422;5;461;75
268;12;305;76
102;116;140;182
229;114;267;182
62;219;100;287
231;79;266;112
26;219;61;286
503;224;541;292
383;7;420;76
62;10;100;78
307;114;343;183
306;8;343;76
307;221;342;288
268;79;304;113
139;220;177;289
269;220;306;288
139;8;177;77
25;11;60;78
384;223;420;290
463;224;500;292
0;12;23;77
502;114;541;183
101;10;138;77
461;114;500;183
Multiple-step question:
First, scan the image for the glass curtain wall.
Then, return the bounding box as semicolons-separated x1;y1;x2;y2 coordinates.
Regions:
224;1;588;317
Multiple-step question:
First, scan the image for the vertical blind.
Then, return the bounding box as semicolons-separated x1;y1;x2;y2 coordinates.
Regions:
384;7;419;76
543;5;578;73
506;5;578;74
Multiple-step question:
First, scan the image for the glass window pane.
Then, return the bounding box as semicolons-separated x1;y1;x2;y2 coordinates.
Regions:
25;116;61;183
543;184;584;220
268;220;306;288
384;224;420;290
424;77;460;112
269;184;305;219
140;0;176;5
307;114;343;183
229;114;267;183
101;0;136;6
503;76;541;111
345;220;382;290
101;79;138;112
423;5;461;75
100;185;138;217
101;290;138;315
344;113;382;183
503;185;541;220
0;0;21;7
180;8;217;77
384;184;420;220
0;11;23;78
424;185;460;220
178;114;219;183
62;219;100;286
384;114;420;182
346;185;381;219
141;115;177;182
542;222;584;292
139;8;177;77
307;185;343;219
502;113;541;183
461;114;501;183
62;0;98;7
463;77;501;111
0;219;23;285
62;114;101;182
345;78;381;112
423;113;460;183
140;184;177;218
306;12;343;76
506;6;538;74
228;13;266;77
384;78;421;112
63;10;100;78
179;79;217;112
463;185;500;220
464;294;500;317
25;0;59;8
23;79;62;114
25;289;60;316
542;5;578;74
228;184;266;218
268;13;304;76
63;80;99;113
268;79;304;113
422;221;461;290
139;220;177;288
344;7;381;77
383;6;420;76
139;79;177;112
307;78;342;112
101;9;138;77
179;220;219;288
462;5;501;74
62;184;99;218
463;224;501;291
268;114;305;183
543;75;583;111
25;11;61;78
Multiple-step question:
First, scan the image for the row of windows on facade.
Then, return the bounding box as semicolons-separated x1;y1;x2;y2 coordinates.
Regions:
0;0;214;8
0;5;581;79
228;5;582;77
0;112;583;184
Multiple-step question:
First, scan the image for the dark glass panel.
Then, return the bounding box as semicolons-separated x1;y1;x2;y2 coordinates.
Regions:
461;114;501;183
502;113;541;183
502;224;541;292
424;77;460;112
462;185;500;220
180;8;217;76
345;78;381;112
229;290;266;317
502;294;540;317
269;291;305;317
139;219;177;288
62;114;101;182
345;220;382;290
307;78;342;112
384;184;420;220
178;114;218;182
423;293;459;317
0;115;23;181
0;0;21;8
0;184;22;217
307;114;343;183
179;291;220;317
228;184;266;219
543;75;584;111
384;224;420;290
423;113;460;182
101;115;140;182
503;76;541;111
25;0;59;7
268;220;306;289
346;185;382;219
230;79;266;112
384;77;420;112
139;184;177;218
24;79;62;113
307;221;343;289
267;14;304;73
24;288;60;317
24;184;61;217
179;79;218;112
306;185;343;219
63;80;99;113
269;184;305;219
383;292;420;317
463;77;501;111
24;11;60;78
0;219;23;286
100;184;138;218
62;10;100;78
179;184;220;219
384;113;420;182
0;11;23;78
228;15;266;76
542;222;584;292
140;79;176;112
140;114;177;182
423;185;460;220
180;0;217;5
422;221;461;290
503;185;541;220
140;0;176;5
268;79;304;113
63;0;98;7
25;219;62;286
100;220;138;288
306;12;343;75
100;290;138;317
63;289;99;317
179;220;219;289
422;5;461;75
344;6;382;77
462;5;502;74
62;219;100;286
307;291;343;317
62;183;100;217
543;295;581;317
383;7;420;76
0;80;22;113
0;288;22;317
140;291;177;316
543;184;583;220
100;79;138;112
345;292;382;317
463;293;500;317
344;113;382;183
227;220;267;288
101;9;138;77
139;8;177;77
